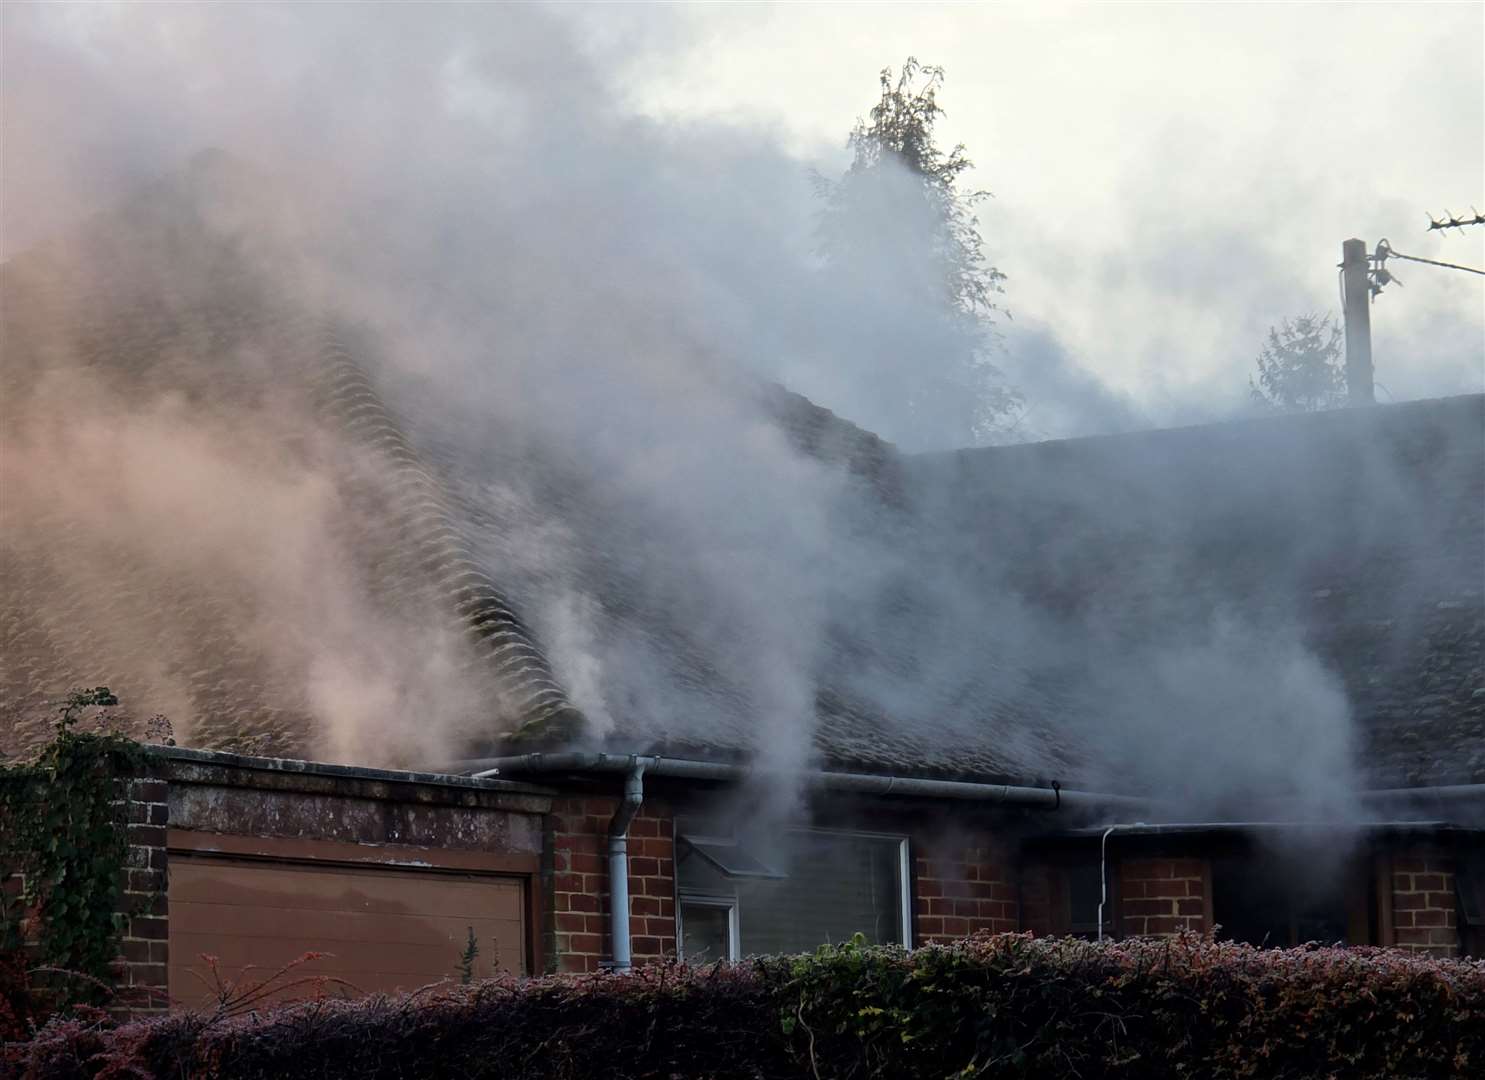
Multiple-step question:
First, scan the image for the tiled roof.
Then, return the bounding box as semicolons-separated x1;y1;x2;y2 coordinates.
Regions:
907;396;1485;789
3;154;1480;793
1;154;578;761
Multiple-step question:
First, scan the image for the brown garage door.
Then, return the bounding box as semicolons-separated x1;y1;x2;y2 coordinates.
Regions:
169;853;526;1008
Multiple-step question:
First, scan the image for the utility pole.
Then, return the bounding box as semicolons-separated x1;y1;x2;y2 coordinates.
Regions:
1340;238;1375;405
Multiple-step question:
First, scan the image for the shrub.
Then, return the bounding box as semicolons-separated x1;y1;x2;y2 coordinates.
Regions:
5;933;1483;1079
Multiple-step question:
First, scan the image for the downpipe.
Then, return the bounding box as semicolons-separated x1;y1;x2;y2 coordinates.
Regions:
606;758;647;971
1096;823;1148;942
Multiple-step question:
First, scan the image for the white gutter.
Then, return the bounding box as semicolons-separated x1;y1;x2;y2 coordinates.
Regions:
465;752;1152;813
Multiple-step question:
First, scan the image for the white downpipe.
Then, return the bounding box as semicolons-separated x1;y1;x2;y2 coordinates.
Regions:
606;759;647;970
1097;823;1147;942
1098;825;1116;943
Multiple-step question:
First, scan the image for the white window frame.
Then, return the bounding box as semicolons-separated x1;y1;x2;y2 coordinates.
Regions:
789;827;913;949
676;893;741;962
676;827;913;954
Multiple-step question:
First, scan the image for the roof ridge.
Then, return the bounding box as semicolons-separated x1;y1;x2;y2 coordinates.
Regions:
917;393;1485;462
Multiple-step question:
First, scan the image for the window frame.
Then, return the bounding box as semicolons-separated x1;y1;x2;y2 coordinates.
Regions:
676;893;741;963
676;825;913;955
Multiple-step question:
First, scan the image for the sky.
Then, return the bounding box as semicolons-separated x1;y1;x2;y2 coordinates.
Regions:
2;0;1482;442
612;2;1485;432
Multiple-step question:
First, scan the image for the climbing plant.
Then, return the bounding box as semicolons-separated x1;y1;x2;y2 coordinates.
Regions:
0;688;146;994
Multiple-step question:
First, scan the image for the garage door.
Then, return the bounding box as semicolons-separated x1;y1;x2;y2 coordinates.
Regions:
169;854;526;1008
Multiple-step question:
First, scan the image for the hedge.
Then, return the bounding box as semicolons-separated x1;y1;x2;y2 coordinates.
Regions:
6;933;1483;1079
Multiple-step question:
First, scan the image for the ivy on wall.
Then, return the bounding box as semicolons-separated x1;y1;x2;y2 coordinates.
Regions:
0;689;147;992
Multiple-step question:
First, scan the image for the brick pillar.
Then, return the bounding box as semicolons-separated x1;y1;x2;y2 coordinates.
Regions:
1391;853;1460;957
113;776;170;1018
1118;858;1211;937
2;772;169;1019
624;808;676;964
548;796;676;973
913;839;1017;945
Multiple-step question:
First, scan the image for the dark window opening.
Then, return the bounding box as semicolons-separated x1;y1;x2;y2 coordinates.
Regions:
1067;861;1110;937
1212;853;1363;947
1459;855;1485;958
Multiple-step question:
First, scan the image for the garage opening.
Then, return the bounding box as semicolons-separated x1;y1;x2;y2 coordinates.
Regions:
168;841;529;1009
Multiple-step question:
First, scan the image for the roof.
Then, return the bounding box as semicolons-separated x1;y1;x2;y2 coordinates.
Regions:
906;397;1484;791
1;153;578;762
2;153;1481;799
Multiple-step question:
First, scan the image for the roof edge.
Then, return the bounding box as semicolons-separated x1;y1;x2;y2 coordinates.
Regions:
154;745;554;798
455;751;1152;813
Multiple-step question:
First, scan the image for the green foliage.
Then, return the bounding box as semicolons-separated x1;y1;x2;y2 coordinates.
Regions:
10;933;1483;1078
0;689;146;994
1250;312;1346;412
816;58;1018;447
769;933;1485;1078
458;927;479;985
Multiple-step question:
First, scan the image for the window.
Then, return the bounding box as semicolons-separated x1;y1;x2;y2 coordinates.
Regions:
1458;854;1485;958
679;896;739;963
1211;853;1365;947
676;828;909;958
1066;861;1111;937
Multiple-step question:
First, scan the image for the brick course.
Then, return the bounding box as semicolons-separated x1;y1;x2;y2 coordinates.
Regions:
2;775;171;1020
912;838;1017;945
548;796;676;973
1118;858;1211;938
111;775;171;1018
1390;853;1459;956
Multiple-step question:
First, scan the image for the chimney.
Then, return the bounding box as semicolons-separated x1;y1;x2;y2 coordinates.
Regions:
1340;239;1375;406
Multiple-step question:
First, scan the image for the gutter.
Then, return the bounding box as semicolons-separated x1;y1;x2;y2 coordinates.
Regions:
1358;785;1485;805
1058;820;1481;838
465;752;1152;813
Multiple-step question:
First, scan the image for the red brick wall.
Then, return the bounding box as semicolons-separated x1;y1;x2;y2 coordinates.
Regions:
1;775;169;1020
1390;853;1459;957
1118;857;1211;937
548;796;676;972
112;776;170;1017
912;839;1017;945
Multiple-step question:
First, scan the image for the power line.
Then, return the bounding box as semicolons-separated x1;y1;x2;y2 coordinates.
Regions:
1375;240;1485;277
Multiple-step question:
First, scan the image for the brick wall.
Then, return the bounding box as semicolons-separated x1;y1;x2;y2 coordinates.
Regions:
912;840;1017;945
112;776;170;1018
548;796;676;973
1;775;170;1020
1390;853;1459;956
1118;857;1211;937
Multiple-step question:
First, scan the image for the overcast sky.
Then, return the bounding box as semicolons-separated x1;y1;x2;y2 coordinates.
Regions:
4;1;1481;441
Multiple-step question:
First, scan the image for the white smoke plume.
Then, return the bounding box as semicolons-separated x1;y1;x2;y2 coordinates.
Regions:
3;3;1474;823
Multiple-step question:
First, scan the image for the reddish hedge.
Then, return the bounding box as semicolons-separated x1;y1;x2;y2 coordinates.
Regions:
5;934;1483;1079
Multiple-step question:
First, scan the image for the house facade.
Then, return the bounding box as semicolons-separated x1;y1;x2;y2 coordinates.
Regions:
2;153;1482;1014
74;739;1479;1019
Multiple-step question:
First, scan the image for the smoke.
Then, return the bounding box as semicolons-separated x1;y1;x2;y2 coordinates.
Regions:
0;368;491;764
1;3;1473;823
